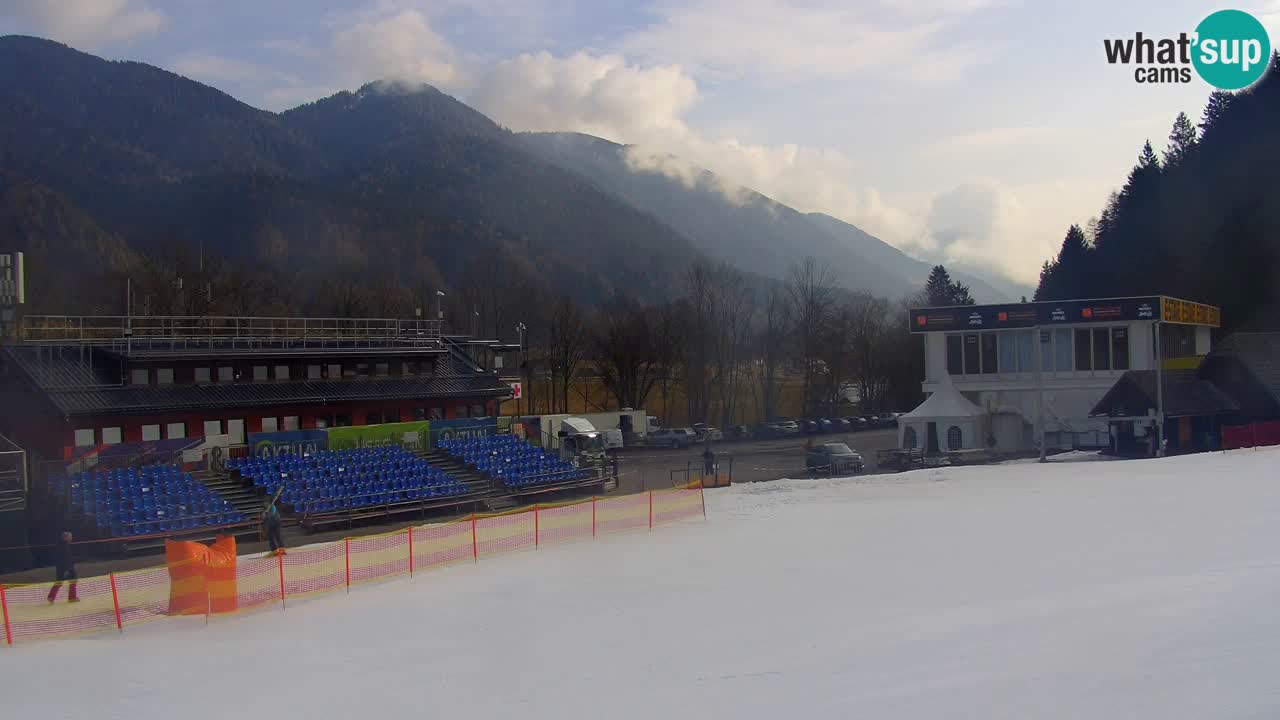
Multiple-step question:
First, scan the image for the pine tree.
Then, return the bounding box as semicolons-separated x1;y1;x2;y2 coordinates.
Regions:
924;265;954;306
1201;90;1234;137
1163;112;1199;167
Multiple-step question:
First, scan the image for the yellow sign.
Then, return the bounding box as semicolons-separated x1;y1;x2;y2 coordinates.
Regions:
1161;297;1220;328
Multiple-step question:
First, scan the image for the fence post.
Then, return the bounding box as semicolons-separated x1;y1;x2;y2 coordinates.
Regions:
204;556;211;626
408;528;414;577
0;584;11;646
591;497;596;538
700;483;706;519
109;573;123;632
649;491;654;530
471;515;478;562
345;537;351;592
277;552;286;610
534;504;540;548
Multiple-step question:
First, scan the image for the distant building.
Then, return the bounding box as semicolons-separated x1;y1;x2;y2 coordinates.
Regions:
903;296;1220;455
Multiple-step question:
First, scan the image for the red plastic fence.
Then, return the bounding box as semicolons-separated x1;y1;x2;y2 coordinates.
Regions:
1221;420;1280;450
0;486;705;647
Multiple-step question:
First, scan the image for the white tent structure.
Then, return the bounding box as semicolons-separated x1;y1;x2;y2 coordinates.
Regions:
899;378;988;452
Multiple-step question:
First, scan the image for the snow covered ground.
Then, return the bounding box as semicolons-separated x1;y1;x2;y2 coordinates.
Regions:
7;449;1280;719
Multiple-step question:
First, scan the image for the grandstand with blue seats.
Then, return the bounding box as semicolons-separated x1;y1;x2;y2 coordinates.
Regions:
51;465;248;538
439;434;595;490
228;446;476;517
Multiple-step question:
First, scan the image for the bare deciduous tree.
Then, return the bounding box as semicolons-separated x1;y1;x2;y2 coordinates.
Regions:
787;257;836;418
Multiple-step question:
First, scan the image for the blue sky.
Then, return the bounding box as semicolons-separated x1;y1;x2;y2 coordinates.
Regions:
3;0;1278;288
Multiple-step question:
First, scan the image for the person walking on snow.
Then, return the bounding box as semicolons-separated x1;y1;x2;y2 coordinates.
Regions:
263;500;285;555
47;530;78;603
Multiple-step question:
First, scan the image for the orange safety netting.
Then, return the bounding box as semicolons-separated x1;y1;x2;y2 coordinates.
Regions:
1;486;705;647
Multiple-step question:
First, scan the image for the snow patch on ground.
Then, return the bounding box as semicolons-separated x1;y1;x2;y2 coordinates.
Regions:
5;449;1280;719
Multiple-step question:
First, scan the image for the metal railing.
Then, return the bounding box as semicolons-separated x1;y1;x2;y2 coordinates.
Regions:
20;315;444;352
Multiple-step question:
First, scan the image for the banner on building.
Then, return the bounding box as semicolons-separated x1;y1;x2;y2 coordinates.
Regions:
429;417;497;448
326;421;431;451
248;430;328;458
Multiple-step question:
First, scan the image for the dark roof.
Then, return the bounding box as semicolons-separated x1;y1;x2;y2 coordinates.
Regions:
2;345;509;417
1090;369;1240;418
1207;332;1280;399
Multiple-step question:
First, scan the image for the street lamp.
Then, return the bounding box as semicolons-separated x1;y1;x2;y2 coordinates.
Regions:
434;291;445;334
516;322;527;422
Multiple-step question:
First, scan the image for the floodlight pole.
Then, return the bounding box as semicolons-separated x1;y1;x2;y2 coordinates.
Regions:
1155;320;1165;457
1036;324;1047;463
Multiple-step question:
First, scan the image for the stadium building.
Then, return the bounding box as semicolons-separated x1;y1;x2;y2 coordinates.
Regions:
0;314;598;570
903;296;1223;456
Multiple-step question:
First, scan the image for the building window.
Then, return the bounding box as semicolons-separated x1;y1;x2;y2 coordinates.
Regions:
998;332;1017;373
470;404;486;418
980;333;998;374
429;407;444;421
1074;329;1092;371
165;422;186;439
1092;327;1111;371
203;420;222;437
101;427;122;445
1112;328;1130;370
194;367;212;384
1053;328;1072;371
217;366;234;383
227;419;245;444
253;366;268;381
334;413;352;427
1016;331;1033;373
142;424;161;441
383;408;401;424
283;416;299;431
261;417;278;433
1039;330;1052;372
402;362;417;376
307;365;322;380
946;335;963;375
274;365;290;381
156;368;174;385
130;368;149;385
963;334;980;375
375;363;389;377
365;412;381;426
947;426;963;451
414;407;426;421
74;428;95;447
356;363;370;377
903;426;917;449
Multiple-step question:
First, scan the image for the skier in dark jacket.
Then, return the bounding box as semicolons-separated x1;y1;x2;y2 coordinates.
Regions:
702;443;716;477
263;501;284;554
46;530;78;603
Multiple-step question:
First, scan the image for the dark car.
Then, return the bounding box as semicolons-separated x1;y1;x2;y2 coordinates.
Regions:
730;424;753;440
877;412;899;428
862;415;880;429
845;416;867;431
818;418;837;433
832;418;852;432
801;419;820;434
805;442;865;476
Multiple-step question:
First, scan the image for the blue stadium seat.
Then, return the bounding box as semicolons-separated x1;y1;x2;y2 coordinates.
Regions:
62;464;248;539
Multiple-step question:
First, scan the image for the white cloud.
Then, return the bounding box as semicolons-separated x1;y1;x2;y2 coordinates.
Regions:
331;8;460;89
620;0;996;86
918;126;1072;158
2;0;164;46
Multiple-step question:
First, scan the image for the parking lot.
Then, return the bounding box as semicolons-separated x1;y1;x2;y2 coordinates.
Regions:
613;427;902;493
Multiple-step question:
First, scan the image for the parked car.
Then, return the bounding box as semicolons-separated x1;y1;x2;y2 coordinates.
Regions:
862;415;881;429
771;419;801;436
844;416;867;431
818;418;837;433
833;418;852;432
805;442;865;476
730;424;753;440
649;427;697;449
801;419;820;434
692;423;724;442
877;412;899;428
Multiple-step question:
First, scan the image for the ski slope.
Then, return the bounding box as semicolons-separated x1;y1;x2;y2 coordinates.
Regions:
6;449;1280;719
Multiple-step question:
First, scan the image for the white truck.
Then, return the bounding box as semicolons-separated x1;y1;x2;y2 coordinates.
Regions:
558;417;610;469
